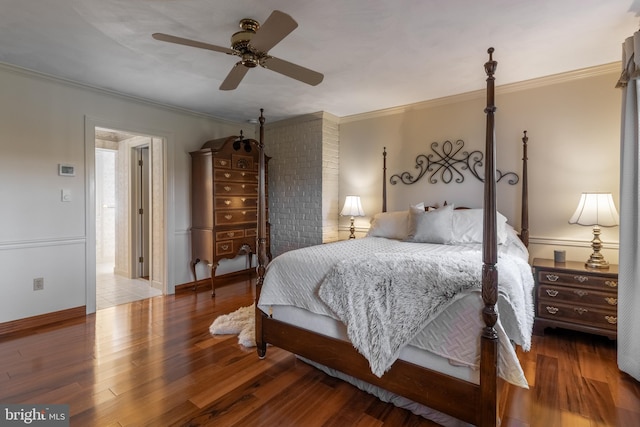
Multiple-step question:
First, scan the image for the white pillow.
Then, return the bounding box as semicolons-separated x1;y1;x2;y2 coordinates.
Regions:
451;209;508;244
367;210;409;240
406;204;454;244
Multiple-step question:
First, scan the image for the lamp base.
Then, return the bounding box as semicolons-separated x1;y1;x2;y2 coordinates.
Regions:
585;257;610;269
349;216;356;239
585;225;610;269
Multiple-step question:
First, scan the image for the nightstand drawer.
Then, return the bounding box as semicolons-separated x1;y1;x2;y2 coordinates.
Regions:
538;284;618;308
537;270;618;291
537;301;617;331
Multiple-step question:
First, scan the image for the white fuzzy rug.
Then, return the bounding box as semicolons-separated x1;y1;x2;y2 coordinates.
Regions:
209;304;256;347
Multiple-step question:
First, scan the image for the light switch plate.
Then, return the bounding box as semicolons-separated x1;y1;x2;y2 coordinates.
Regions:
61;189;71;202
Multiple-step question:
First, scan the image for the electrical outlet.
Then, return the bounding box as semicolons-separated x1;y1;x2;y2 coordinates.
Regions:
33;277;44;291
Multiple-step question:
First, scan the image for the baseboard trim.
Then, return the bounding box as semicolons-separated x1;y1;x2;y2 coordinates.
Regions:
175;269;256;293
0;306;86;337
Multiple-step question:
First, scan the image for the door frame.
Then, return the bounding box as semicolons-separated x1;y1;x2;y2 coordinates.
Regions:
84;116;175;314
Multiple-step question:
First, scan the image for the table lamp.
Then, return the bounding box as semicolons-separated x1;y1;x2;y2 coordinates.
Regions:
340;195;365;239
569;192;619;269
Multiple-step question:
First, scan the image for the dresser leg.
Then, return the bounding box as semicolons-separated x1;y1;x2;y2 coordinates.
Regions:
532;322;546;336
209;262;218;298
190;258;199;291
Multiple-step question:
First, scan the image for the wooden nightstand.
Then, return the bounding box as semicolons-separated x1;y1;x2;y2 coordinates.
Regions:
532;258;618;339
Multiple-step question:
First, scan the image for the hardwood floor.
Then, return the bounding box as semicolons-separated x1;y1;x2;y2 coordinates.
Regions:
0;280;638;426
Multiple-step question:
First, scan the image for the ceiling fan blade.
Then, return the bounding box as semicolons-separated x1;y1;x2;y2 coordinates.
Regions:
249;10;298;53
152;33;235;55
220;63;249;90
262;56;323;86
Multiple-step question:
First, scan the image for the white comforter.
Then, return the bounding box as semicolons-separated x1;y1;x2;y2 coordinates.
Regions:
257;231;534;387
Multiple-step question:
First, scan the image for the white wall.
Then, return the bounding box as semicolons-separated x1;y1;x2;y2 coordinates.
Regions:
338;64;622;264
0;63;255;323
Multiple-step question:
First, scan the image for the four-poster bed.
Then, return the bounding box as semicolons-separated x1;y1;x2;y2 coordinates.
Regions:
252;49;533;426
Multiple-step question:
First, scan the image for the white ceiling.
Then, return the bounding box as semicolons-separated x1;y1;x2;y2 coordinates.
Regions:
1;0;639;123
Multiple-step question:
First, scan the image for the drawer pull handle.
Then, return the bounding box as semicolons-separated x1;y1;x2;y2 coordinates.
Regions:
546;274;560;282
221;244;229;250
605;315;617;325
241;198;246;202
224;173;231;178
605;280;617;288
574;307;589;315
546;306;559;315
225;214;233;220
574;275;589;283
224;186;231;192
242;211;247;216
241;172;246;177
219;160;228;166
224;200;231;205
604;297;617;306
573;290;589;297
546;289;559;297
226;232;235;237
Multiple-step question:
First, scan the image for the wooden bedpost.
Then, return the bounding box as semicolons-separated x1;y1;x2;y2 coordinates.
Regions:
520;131;530;247
480;47;499;427
255;109;268;358
382;147;387;212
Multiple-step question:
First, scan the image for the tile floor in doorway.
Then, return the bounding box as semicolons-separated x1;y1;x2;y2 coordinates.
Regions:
96;262;163;310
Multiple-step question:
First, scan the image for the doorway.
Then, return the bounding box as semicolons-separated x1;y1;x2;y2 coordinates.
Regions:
94;127;164;310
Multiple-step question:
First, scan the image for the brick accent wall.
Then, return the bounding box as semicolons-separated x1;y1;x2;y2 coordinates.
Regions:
265;112;340;257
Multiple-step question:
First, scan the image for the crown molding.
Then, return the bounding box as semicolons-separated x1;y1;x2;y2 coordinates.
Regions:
0;61;240;125
340;62;621;124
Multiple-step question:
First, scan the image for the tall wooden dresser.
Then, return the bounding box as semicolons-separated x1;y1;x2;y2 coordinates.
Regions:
190;135;269;296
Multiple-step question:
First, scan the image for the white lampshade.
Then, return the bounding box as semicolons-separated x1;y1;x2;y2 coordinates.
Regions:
569;193;619;227
340;195;365;217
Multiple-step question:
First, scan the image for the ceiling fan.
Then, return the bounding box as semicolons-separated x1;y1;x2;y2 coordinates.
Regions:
152;10;324;90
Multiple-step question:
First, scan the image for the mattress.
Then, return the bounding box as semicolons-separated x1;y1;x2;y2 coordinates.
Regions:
258;230;534;388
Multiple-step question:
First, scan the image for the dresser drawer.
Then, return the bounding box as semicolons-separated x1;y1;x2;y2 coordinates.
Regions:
215;196;257;209
215;229;245;240
214;182;259;196
537;301;617;331
215;209;257;226
231;154;254;171
537;270;618;291
538;284;618;308
213;169;257;183
214;238;256;258
213;157;232;169
215;240;235;256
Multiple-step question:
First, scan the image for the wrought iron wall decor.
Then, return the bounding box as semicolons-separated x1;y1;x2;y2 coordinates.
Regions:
389;139;519;186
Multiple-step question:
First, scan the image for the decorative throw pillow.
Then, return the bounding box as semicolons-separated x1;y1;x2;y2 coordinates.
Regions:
451;209;508;244
406;204;454;244
367;210;409;240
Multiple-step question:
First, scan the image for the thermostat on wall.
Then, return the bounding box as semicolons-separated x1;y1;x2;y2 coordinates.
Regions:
58;164;75;176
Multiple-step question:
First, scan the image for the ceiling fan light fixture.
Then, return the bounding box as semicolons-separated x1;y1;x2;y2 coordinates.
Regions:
230;18;259;52
241;52;259;68
231;30;254;51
